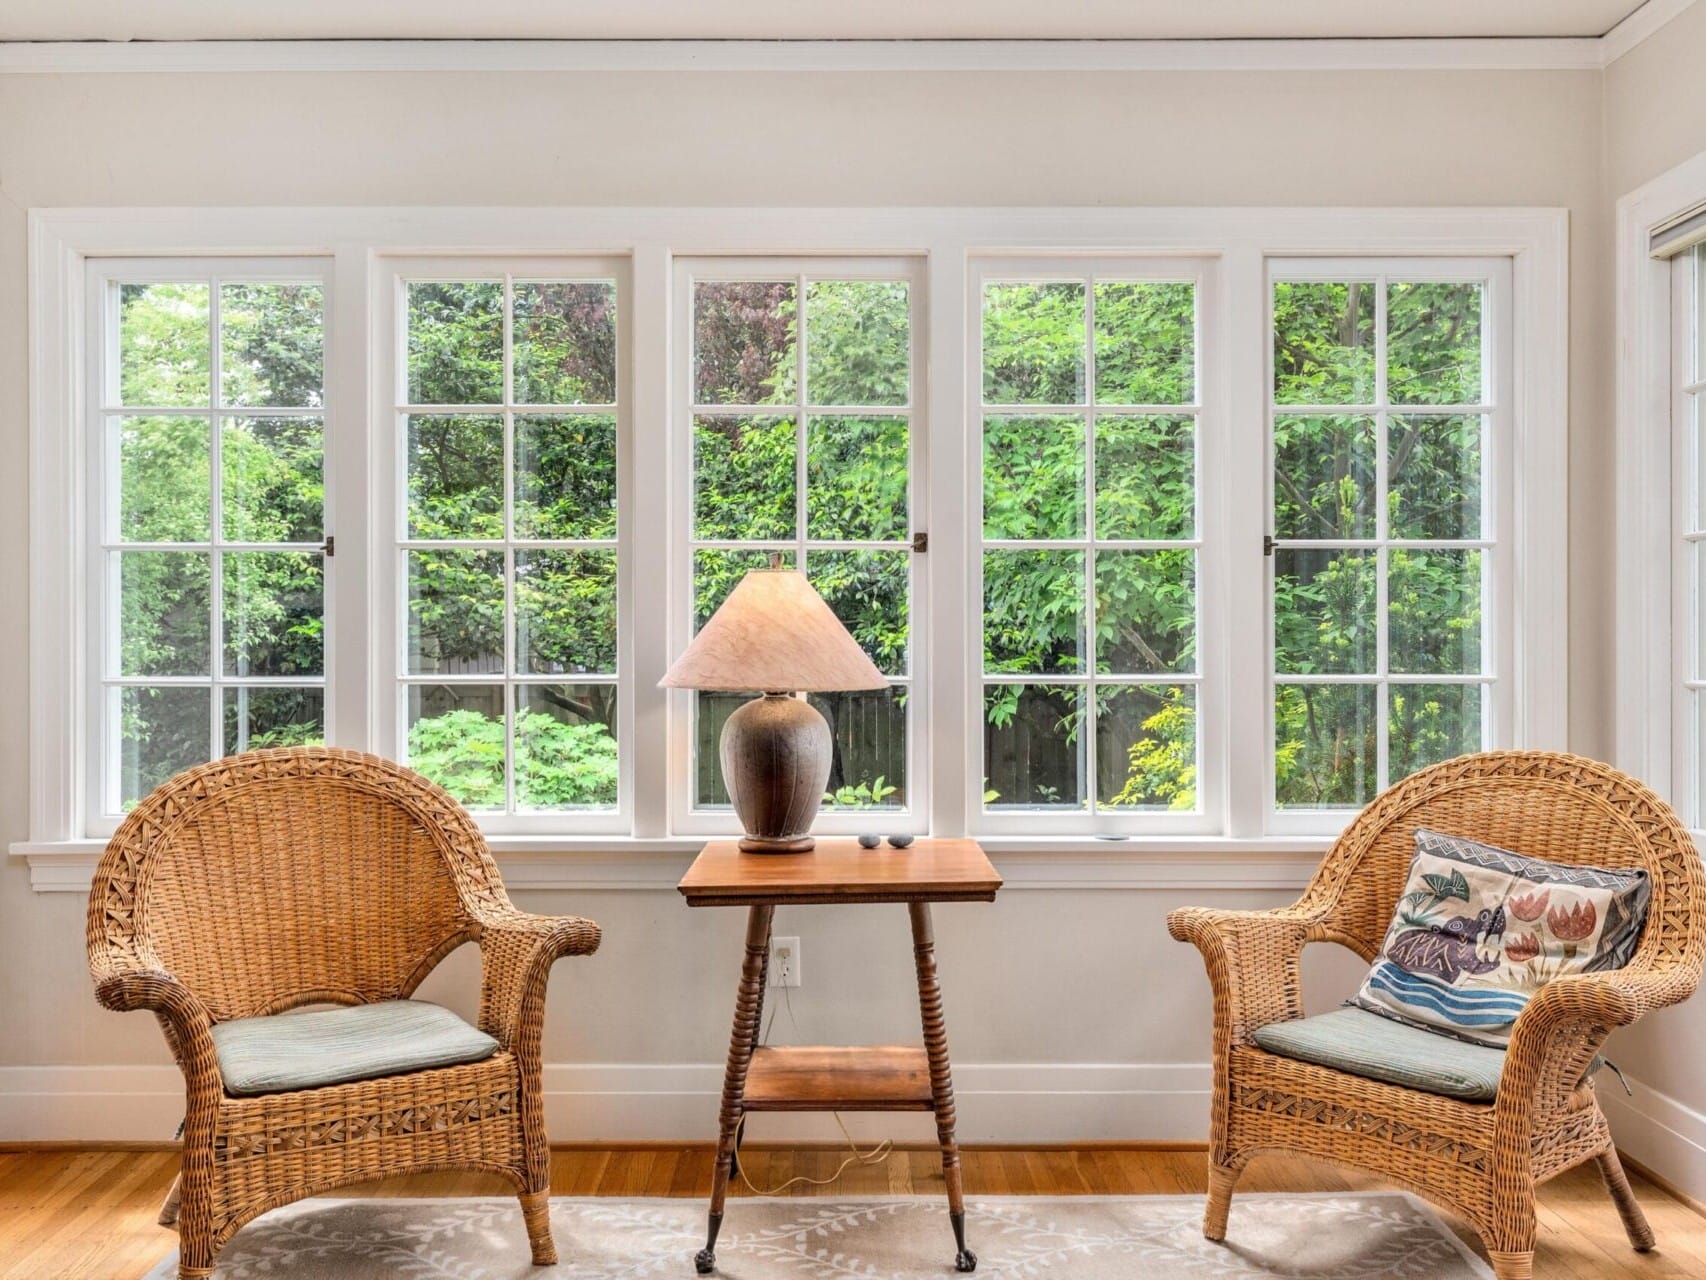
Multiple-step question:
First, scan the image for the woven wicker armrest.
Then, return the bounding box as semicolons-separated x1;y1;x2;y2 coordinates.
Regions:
92;966;224;1090
1168;906;1327;1043
474;911;602;1050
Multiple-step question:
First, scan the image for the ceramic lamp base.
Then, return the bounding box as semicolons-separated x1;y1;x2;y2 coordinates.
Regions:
721;692;830;854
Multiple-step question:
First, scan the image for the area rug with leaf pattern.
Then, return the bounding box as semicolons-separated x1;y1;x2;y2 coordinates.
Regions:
143;1193;1493;1278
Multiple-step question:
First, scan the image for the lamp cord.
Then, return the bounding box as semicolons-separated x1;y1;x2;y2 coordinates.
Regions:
733;984;895;1196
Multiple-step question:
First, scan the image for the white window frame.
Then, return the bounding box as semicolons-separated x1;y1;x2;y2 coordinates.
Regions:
670;256;929;838
1670;247;1704;829
1264;257;1516;833
966;255;1222;836
373;255;634;835
82;256;335;838
1615;149;1706;835
17;206;1567;893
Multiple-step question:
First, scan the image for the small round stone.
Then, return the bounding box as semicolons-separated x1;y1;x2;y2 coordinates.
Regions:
886;834;915;848
857;832;881;849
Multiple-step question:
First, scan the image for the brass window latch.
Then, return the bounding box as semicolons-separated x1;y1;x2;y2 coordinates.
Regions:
912;532;928;553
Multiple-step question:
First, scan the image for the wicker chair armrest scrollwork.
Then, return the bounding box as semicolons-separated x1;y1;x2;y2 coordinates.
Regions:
1166;906;1333;1045
475;909;603;1052
92;965;225;1094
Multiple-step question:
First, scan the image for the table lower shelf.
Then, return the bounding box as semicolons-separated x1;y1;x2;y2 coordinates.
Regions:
741;1045;936;1112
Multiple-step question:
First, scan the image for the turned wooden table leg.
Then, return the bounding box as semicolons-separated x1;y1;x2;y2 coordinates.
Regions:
910;901;975;1274
697;904;773;1276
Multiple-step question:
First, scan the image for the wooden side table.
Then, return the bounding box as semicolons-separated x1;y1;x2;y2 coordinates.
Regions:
678;838;1002;1275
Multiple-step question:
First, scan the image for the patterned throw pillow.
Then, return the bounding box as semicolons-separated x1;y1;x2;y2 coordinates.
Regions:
1351;829;1650;1048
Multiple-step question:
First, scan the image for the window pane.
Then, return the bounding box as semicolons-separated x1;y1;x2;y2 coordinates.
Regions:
1096;684;1196;811
119;551;211;676
515;414;616;540
118;686;210;808
512;281;616;405
405;684;506;809
693;415;795;540
1388;415;1482;540
1274;682;1378;808
983;416;1084;541
407;415;503;539
119;283;209;407
1389;683;1481;779
222;417;322;544
694;548;795;632
1273;281;1375;405
806;416;909;541
984;550;1085;675
406;550;504;674
515;549;617;675
1094;281;1194;405
983;684;1084;809
1273;548;1376;675
515;684;618;810
1389;549;1482;675
1273;415;1376;540
694;692;745;807
694;281;796;406
812;686;907;808
407;281;503;405
220;283;324;408
1388;282;1483;405
118;417;210;542
223;686;324;754
809;550;909;677
223;551;324;677
983;283;1085;405
805;280;908;406
1095;416;1193;541
1095;549;1195;675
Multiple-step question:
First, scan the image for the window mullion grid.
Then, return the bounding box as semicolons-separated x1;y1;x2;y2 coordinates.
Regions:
501;272;517;814
1374;274;1391;792
795;273;810;585
1082;277;1099;812
208;275;225;759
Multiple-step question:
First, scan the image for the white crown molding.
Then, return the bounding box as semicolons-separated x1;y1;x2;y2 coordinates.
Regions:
0;37;1612;76
1602;0;1701;63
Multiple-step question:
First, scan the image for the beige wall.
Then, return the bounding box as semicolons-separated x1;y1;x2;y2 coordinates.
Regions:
0;64;1623;1142
1595;8;1706;1158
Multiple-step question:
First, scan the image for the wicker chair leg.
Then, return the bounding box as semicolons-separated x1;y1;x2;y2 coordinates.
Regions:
1595;1148;1656;1252
1203;1161;1242;1242
1487;1251;1534;1280
519;1188;557;1266
157;1172;182;1228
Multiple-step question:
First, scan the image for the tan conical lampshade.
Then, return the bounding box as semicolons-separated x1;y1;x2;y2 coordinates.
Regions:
660;566;888;693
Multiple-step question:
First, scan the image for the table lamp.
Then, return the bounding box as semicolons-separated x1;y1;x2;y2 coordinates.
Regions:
660;557;888;853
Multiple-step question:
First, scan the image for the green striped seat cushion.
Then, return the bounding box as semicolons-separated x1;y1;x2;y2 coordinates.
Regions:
1251;1007;1506;1102
210;1000;499;1097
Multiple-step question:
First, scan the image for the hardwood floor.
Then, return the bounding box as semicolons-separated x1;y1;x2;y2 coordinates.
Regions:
0;1144;1701;1279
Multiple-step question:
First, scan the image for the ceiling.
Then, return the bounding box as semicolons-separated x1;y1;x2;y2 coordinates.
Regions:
0;1;1661;44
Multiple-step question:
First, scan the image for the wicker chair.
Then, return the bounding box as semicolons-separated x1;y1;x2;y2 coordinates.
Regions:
86;747;602;1280
1169;751;1705;1280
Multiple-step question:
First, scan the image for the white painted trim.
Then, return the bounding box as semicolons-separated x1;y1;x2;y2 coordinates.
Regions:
0;38;1612;77
9;840;1327;893
0;1061;1212;1144
24;206;1568;876
1614;147;1706;797
1602;0;1702;64
1602;1074;1706;1205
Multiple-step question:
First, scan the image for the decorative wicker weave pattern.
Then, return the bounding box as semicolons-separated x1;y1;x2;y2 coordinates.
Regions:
86;747;601;1280
1170;751;1705;1280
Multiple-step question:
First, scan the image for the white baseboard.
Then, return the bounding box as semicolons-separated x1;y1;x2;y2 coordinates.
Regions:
1601;1075;1706;1205
0;1062;1213;1145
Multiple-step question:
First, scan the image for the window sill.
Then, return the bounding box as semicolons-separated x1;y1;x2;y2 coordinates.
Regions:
13;835;1330;894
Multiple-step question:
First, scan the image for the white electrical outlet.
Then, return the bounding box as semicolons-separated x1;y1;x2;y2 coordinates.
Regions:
769;936;801;987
